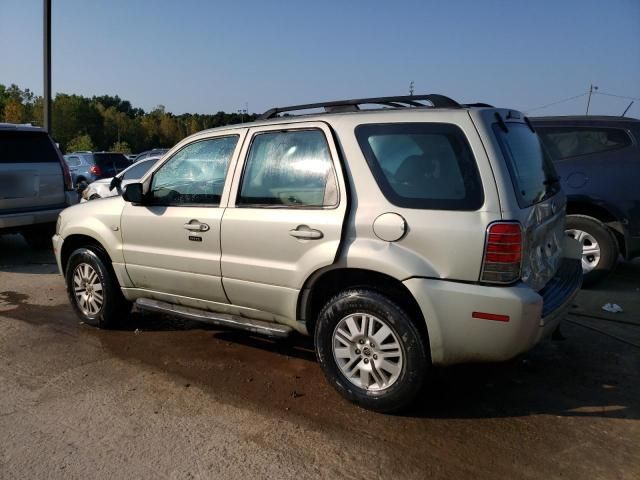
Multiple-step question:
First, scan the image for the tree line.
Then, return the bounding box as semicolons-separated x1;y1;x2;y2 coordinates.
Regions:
0;83;257;154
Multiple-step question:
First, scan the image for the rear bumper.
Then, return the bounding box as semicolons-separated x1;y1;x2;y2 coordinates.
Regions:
404;258;582;365
0;192;78;231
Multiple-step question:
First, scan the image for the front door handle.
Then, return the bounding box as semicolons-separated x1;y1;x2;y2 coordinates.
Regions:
184;220;210;232
289;225;323;240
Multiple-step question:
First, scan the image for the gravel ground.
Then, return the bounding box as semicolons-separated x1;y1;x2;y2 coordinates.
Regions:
0;234;638;479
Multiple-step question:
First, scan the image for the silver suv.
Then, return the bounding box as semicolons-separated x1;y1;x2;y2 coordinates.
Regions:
53;95;582;412
1;123;77;248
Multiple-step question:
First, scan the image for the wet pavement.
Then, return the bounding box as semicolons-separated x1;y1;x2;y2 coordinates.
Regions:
0;233;638;479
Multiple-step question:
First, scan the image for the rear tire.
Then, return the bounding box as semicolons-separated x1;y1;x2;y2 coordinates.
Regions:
65;247;131;328
566;215;618;287
314;288;429;413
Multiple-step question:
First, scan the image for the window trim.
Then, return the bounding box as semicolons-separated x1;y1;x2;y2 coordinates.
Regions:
146;134;240;208
355;122;485;211
235;127;340;210
536;125;633;161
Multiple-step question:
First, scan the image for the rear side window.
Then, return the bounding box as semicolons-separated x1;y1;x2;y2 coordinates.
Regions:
537;126;632;159
121;159;157;180
238;129;338;207
0;130;59;163
493;123;559;208
355;123;483;210
65;156;82;167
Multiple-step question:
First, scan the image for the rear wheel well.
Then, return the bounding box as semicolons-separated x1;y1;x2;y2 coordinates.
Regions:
61;235;109;274
566;201;626;257
300;268;429;347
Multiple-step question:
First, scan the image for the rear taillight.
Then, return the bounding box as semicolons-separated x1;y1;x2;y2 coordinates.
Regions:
61;159;73;190
481;222;523;284
89;165;102;176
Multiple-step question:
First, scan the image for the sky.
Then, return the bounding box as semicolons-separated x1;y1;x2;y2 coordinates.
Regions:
1;0;639;117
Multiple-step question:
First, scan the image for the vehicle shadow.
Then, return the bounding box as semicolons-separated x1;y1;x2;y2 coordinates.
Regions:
0;234;58;274
115;307;639;421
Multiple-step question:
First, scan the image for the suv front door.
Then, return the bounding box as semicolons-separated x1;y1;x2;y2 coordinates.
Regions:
121;131;245;303
220;122;347;320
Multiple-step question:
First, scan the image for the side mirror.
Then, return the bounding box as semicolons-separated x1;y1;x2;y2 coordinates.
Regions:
109;176;122;192
122;183;144;204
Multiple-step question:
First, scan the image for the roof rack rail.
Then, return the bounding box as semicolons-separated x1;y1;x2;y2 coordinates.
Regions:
258;94;462;120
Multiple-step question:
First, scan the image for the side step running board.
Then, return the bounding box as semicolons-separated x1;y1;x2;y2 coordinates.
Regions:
135;298;293;339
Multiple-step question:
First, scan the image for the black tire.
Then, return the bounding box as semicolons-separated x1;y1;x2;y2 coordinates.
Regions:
566;215;619;287
314;289;429;413
65;247;131;328
22;223;55;250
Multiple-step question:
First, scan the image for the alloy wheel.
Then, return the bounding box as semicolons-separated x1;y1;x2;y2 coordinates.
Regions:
332;313;403;391
72;263;104;316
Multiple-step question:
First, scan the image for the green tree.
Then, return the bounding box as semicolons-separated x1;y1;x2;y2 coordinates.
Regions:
66;134;95;153
110;141;131;153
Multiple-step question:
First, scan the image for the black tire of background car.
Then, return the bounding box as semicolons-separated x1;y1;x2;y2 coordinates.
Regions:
65;247;132;328
314;288;429;413
22;223;56;250
567;214;619;288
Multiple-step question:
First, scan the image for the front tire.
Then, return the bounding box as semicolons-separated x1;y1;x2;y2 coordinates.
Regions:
314;289;429;413
65;247;131;328
566;215;619;287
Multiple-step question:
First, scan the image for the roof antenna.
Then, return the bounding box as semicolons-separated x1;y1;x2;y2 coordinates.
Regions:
409;81;414;97
621;101;634;117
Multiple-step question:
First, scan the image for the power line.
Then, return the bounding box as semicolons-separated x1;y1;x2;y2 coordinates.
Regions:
524;92;588;113
594;91;640;101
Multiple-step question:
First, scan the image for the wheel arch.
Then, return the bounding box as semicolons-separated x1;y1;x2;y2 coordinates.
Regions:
60;234;110;275
297;267;430;350
566;198;628;258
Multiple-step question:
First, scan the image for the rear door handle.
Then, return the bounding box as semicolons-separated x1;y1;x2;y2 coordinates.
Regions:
184;221;210;232
289;225;323;240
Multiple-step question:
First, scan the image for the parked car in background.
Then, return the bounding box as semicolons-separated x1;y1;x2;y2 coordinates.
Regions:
532;116;640;286
54;95;582;412
63;152;132;191
0;123;77;248
133;148;168;163
81;156;163;201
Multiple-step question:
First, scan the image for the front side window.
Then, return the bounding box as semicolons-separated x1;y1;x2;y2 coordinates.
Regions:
536;126;632;160
356;123;483;210
238;129;338;207
149;135;238;205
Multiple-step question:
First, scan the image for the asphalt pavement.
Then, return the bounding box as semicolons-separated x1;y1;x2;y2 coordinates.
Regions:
0;233;638;479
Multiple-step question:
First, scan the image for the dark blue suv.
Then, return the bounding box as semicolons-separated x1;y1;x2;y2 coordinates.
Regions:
532;115;640;286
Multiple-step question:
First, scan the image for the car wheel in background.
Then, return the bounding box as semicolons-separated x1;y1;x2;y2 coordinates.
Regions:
566;214;619;287
65;247;131;328
314;288;429;413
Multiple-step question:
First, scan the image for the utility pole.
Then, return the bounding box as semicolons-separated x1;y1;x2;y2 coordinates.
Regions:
43;0;52;133
586;84;598;116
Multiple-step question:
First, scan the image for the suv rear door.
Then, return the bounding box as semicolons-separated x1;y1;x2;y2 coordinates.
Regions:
220;122;347;320
0;128;66;216
482;111;566;290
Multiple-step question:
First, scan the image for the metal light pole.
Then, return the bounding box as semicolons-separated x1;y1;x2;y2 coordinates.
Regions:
43;0;52;132
585;84;598;116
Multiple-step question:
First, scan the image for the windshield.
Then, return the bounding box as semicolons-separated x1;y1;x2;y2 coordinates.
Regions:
493;122;559;208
